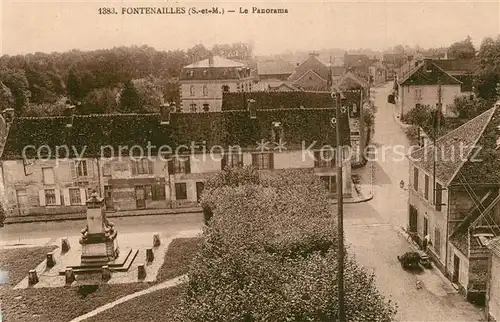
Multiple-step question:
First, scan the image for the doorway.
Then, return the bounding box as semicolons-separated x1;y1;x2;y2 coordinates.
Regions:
135;185;146;209
196;182;205;203
453;254;460;284
409;205;418;233
16;189;28;216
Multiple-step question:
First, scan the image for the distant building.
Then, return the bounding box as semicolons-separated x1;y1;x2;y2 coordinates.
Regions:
433;58;476;95
253;80;299;92
287;52;331;91
396;59;462;118
179;55;254;112
368;61;388;85
343;53;372;78
257;60;295;81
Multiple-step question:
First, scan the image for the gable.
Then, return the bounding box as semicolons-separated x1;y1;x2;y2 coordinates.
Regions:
292;70;327;90
288;56;329;82
400;60;462;86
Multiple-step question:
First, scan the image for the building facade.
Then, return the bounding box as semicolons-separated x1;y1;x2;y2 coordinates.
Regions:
397;59;462;118
407;107;500;303
287;52;331;91
0;105;352;220
486;237;500;322
179;55;254;112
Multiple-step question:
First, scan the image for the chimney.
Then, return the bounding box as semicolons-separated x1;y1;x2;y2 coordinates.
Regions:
1;108;15;123
208;54;214;67
64;104;75;128
247;99;256;119
160;103;171;124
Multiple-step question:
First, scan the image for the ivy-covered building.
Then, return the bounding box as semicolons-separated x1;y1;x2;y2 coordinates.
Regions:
0;103;352;220
408;106;500;303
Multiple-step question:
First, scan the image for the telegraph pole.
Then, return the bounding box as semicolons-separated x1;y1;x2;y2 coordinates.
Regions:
335;91;345;322
433;78;442;205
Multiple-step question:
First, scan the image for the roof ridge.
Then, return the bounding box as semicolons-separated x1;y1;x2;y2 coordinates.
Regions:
431;60;463;85
295;69;327;83
398;61;424;85
446;106;498;186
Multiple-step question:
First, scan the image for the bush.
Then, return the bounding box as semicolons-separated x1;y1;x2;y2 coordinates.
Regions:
450;96;491;119
181;170;397;321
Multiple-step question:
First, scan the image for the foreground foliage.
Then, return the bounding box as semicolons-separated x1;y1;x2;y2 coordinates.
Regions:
183;167;397;321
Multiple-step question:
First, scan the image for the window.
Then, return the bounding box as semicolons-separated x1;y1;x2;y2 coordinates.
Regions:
151;184;166;201
435;182;443;211
221;152;243;169
131;158;154;175
413;167;419;191
189;104;197;112
45;189;56;205
203;103;210;112
168;156;191;174
70;160;90;178
434;227;441;257
423;217;428;237
189;85;195;96
314;150;335;168
252;153;274;170
103;162;112;177
222;85;230;93
175;183;187;200
42;167;55;185
202;85;208;96
414;88;422;100
424;174;429;200
69;188;81;205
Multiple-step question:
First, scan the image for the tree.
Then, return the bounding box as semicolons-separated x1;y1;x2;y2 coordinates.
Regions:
0;68;31;114
181;167;397;321
132;77;164;113
450;96;490;119
81;87;119;114
473;36;500;100
448;36;476;59
0;81;14;110
119;80;141;113
66;68;81;102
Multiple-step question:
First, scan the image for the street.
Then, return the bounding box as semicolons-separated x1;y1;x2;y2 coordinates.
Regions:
344;83;484;321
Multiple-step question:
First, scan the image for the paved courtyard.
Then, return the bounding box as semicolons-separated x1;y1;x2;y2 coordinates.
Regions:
344;83;484;321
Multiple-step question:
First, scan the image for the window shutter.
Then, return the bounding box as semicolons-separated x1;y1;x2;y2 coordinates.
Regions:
184;157;191;174
70;161;76;178
63;189;71;206
131;160;137;175
54;189;61;205
39;190;46;206
87;161;94;177
167;160;174;174
221;155;227;170
80;188;87;205
268;153;274;170
148;160;154;174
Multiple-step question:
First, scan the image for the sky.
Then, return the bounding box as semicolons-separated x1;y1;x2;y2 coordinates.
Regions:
1;0;499;56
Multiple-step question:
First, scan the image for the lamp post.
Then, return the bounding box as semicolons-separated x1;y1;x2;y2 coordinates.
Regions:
331;89;345;322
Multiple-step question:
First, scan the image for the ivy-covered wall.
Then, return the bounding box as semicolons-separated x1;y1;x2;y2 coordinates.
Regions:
221;91;362;111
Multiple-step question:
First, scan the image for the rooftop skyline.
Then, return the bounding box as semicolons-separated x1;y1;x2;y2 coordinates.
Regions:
1;0;499;56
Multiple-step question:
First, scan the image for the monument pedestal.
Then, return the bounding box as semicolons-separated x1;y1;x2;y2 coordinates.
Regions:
78;194;119;264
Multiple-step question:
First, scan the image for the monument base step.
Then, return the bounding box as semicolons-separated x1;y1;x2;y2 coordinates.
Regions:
59;248;138;275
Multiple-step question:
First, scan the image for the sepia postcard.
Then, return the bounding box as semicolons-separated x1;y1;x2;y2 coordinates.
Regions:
1;1;500;321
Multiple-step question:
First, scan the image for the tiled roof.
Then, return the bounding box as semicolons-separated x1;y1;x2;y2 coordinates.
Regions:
486;236;500;257
409;107;496;186
257;60;295;76
399;60;462;86
1;109;350;160
288;55;330;82
344;54;371;68
450;229;469;256
433;58;476;75
337;72;369;90
453;106;500;185
184;56;246;68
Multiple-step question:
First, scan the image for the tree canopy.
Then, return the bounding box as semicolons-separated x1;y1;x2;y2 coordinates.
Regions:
448;36;476;59
182;166;397;321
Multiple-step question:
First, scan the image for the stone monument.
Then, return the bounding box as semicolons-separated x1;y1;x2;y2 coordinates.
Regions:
79;191;119;263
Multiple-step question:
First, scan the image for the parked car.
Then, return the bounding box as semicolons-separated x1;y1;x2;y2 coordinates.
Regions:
387;93;395;104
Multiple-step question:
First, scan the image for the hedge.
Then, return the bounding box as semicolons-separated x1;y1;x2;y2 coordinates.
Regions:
182;167;397;321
